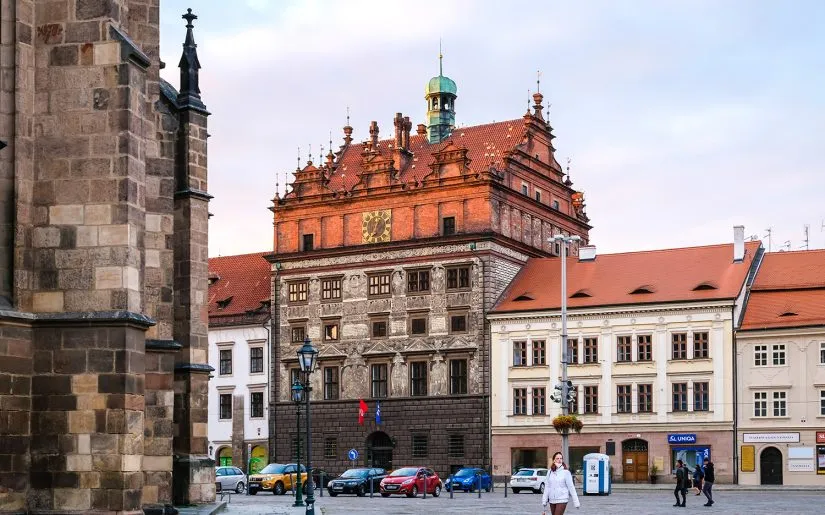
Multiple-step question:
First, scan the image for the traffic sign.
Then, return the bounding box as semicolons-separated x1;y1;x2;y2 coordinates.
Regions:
348;449;359;461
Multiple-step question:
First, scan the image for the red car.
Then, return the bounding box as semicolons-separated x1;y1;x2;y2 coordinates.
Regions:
379;467;442;497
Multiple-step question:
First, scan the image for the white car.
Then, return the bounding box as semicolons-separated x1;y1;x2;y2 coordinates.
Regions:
510;468;548;494
215;466;246;493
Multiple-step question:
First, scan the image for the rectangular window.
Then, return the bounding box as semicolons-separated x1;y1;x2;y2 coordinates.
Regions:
251;392;264;418
521;183;529;195
535;190;542;203
323;367;339;400
407;269;431;293
410;362;428;396
449;313;468;333
371;319;388;339
219;394;232;419
532;340;546;366
552;200;560;210
368;273;391;297
288;280;308;303
289;368;301;386
772;344;786;366
250;347;264;374
754;345;768;366
448;434;465;458
821;343;825;364
672;333;687;360
569;385;579;413
291;326;306;343
532;387;546;415
450;359;468;395
219;349;232;375
672;383;688;412
638;384;653;413
412;435;428;458
637;334;652;361
446;266;471;290
443;216;456;236
773;391;787;417
370;364;388;399
754;391;767;417
302;234;314;251
584;386;598;414
323;321;340;341
513;341;527;367
693;332;709;359
617;385;632;413
324;437;337;459
583;337;598;364
820;390;825;416
567;338;579;365
321;277;342;301
410;316;427;335
693;382;709;411
513;388;528;415
616;336;632;362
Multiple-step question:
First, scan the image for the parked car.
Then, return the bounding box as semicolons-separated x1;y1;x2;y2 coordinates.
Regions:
215;466;246;493
445;467;491;492
247;463;307;495
327;468;387;496
379;467;442;498
510;467;548;494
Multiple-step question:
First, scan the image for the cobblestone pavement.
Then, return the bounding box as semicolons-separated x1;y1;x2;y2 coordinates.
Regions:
219;488;825;514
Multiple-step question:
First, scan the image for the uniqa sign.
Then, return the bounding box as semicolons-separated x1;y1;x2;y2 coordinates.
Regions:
668;433;697;444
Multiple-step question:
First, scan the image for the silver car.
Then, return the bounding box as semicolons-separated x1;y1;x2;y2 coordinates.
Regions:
215;466;246;493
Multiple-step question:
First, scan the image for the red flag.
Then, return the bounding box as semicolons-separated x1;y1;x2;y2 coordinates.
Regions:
358;399;368;425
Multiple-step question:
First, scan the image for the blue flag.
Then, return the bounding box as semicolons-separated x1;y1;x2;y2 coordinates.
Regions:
376;401;381;424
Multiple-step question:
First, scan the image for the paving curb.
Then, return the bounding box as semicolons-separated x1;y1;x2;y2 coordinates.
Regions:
174;501;228;515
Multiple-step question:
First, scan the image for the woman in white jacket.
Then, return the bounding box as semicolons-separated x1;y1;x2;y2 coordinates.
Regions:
541;452;580;514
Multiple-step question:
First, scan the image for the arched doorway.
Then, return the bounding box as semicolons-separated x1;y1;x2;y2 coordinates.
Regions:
217;446;232;466
366;431;393;471
760;447;783;485
621;438;649;482
249;446;268;474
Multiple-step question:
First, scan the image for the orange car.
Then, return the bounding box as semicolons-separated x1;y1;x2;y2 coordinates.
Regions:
248;463;308;495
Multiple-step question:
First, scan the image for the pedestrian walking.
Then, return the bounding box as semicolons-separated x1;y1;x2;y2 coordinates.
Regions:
541;452;580;515
692;462;704;496
702;458;715;507
673;459;688;507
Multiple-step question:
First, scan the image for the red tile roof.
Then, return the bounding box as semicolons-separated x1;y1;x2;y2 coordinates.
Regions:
325;119;528;191
740;250;825;330
208;252;271;320
491;241;761;314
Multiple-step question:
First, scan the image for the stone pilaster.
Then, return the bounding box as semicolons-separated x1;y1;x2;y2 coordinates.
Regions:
231;393;245;472
142;340;179;508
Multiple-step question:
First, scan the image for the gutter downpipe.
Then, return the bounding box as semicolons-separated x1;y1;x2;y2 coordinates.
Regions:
732;304;739;485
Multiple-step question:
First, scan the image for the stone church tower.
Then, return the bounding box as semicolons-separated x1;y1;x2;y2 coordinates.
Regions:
0;2;213;513
269;63;591;476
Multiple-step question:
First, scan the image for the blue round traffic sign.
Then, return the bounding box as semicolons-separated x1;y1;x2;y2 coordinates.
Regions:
348;449;359;461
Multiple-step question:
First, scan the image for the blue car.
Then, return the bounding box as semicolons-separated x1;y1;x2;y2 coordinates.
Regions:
445;468;492;492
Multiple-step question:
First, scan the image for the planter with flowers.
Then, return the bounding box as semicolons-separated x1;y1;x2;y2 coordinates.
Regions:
552;414;583;434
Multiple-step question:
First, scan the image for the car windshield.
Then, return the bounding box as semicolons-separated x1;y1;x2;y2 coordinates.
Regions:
389;467;419;477
455;469;476;477
259;464;286;474
341;469;369;478
515;470;535;476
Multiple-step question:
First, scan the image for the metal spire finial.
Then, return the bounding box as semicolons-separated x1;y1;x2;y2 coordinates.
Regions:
183;8;197;28
537;70;541;94
297;146;301;170
439;39;443;76
346;106;350;126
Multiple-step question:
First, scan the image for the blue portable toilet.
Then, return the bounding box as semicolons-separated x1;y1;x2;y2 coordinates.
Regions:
582;453;611;495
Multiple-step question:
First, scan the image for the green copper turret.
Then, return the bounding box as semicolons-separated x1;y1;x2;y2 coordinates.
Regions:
425;52;457;144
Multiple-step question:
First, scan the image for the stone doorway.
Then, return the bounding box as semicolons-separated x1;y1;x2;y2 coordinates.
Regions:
760;446;783;485
366;431;394;471
621;438;649;482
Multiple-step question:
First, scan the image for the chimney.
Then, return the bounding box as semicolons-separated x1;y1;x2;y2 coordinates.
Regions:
733;225;745;262
416;123;427;136
393;113;404;149
369;121;379;149
403;116;412;150
579;246;597;261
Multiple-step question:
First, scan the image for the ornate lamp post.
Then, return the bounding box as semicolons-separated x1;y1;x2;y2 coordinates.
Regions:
291;381;305;507
297;338;319;515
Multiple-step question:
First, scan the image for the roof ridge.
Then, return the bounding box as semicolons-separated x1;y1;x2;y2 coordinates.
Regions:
531;241;757;261
209;250;270;261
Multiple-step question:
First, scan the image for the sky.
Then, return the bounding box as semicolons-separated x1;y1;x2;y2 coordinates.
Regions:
158;0;825;257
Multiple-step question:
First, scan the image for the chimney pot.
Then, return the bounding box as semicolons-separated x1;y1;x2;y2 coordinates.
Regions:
733;225;745;262
416;123;427;136
579;246;597;261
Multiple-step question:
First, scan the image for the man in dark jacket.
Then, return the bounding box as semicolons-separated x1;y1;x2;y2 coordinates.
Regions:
702;458;715;506
674;460;688;507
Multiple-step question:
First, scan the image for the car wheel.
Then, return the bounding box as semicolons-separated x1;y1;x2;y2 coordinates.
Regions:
407;485;418;498
235;482;244;494
512;488;520;494
273;481;285;495
356;484;366;497
328;491;338;497
534;482;545;494
485;484;492;493
381;492;391;498
248;489;257;496
432;484;441;498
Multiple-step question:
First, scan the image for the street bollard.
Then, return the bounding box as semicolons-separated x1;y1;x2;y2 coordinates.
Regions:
370;475;374;498
477;473;482;499
504;475;508;498
449;475;454;499
319;472;324;497
422;473;427;499
290;473;294;494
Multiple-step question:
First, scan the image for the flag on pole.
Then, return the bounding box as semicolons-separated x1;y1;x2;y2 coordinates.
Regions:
376;401;381;425
358;399;368;425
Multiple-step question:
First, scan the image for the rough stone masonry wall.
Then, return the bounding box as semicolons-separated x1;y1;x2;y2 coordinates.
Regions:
142;345;176;506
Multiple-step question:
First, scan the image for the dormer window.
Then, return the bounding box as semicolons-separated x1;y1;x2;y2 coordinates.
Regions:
692;282;718;291
629;285;655;295
513;293;534;302
216;297;233;310
208;274;220;286
570;289;592;298
779;311;798;317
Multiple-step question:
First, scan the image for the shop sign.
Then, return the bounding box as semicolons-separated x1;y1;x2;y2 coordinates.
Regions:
740;445;755;473
668;433;697;444
788;460;814;472
742;432;800;443
816;431;825;444
788;447;814;460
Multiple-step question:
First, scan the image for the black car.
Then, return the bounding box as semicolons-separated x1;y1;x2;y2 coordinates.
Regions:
327;468;387;497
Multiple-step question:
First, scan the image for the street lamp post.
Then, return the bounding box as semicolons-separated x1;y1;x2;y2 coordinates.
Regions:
291;381;305;507
553;234;581;466
297;338;319;515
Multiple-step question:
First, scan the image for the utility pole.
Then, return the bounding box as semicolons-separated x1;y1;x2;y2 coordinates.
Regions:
553;234;580;465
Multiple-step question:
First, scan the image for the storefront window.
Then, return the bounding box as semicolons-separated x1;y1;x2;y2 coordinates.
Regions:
817;445;825;475
569;446;600;474
671;446;709;473
511;448;548;473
